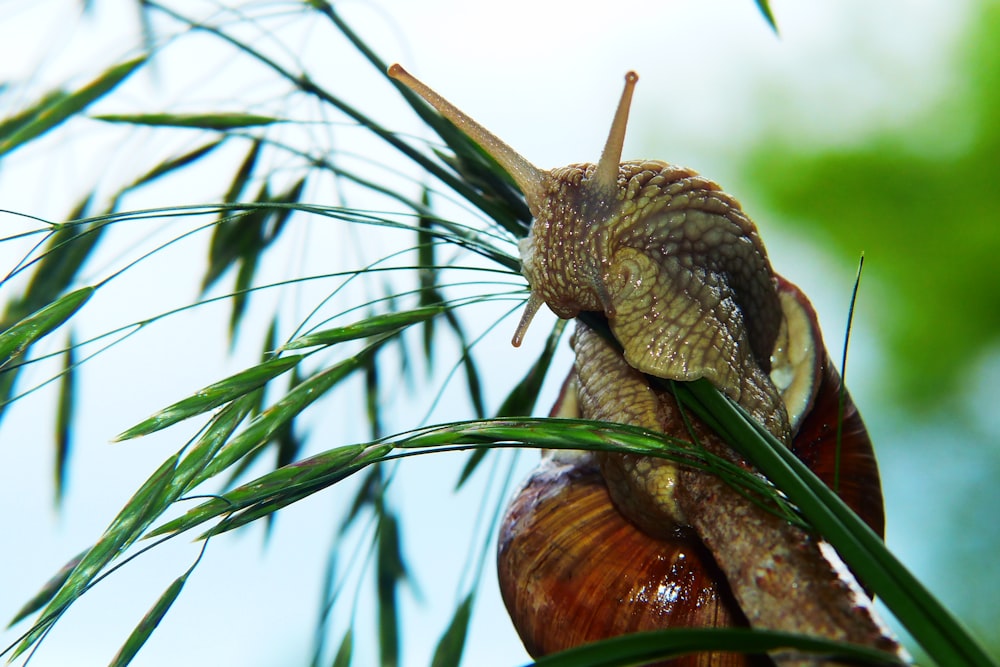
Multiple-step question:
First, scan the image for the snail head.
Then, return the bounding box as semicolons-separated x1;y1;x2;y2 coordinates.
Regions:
388;64;787;437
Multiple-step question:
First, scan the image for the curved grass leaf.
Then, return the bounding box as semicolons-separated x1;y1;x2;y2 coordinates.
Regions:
7;550;86;627
430;593;474;667
55;334;77;504
530;628;903;667
0;286;94;368
331;628;353;667
120;139;225;195
115;354;302;441
284;306;447;350
12;454;178;659
94;112;281;130
185;349;381;490
377;508;404;667
145;419;772;541
754;0;778;33
108;568;191;667
0;55;146;158
167;392;259;498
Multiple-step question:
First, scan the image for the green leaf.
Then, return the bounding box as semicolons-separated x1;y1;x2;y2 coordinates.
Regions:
115;355;302;441
223;139;262;204
284;306;446;350
0;287;94;369
377;509;404;667
149;443;377;539
12;454;178;658
122;140;225;193
0;200;104;418
186;352;376;490
167;393;259;499
331;628;353;667
0;90;70;142
0;55;146;157
108;569;191;667
94;112;281;130
754;0;778;33
429;593;474;667
7;550;86;627
530;628;903;667
54;334;77;504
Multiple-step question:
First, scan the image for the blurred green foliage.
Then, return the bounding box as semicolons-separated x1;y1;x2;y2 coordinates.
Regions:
745;1;1000;408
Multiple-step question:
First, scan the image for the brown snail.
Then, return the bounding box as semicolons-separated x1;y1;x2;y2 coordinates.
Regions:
388;65;904;665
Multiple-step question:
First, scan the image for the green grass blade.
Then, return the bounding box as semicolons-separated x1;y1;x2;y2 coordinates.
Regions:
167;393;259;498
7;550;86;627
0;90;69;142
121;139;225;193
115;355;302;441
682;379;997;667
223;139;262;204
376;508;404;667
0;55;146;157
94;112;281;130
185;352;377;490
284;306;447;350
754;0;778;33
108;568;191;667
12;454;178;658
54;334;77;504
530;628;903;667
331;628;353;667
0;286;94;368
148;443;376;539
429;593;474;667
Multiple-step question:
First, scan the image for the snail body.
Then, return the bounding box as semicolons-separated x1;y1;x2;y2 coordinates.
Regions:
388;65;902;664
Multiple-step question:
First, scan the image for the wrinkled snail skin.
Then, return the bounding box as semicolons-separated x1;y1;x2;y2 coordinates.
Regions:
518;161;791;444
386;65;904;664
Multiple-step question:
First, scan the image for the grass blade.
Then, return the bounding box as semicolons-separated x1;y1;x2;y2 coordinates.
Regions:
377;508;404;667
429;593;474;667
94;112;281;130
331;628;353;667
115;355;302;441
0;55;146;158
7;550;86;627
12;454;178;658
54;334;77;504
167;393;259;498
185;351;377;490
531;628;903;667
0;287;94;368
284;306;446;350
754;0;778;33
108;568;192;667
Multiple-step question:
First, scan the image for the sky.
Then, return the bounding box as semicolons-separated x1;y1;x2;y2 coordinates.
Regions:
0;0;981;665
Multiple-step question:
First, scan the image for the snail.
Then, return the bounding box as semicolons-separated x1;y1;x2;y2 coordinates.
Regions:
388;65;904;665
